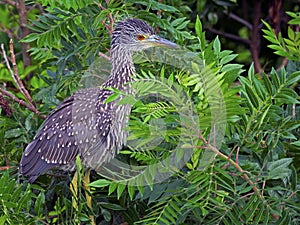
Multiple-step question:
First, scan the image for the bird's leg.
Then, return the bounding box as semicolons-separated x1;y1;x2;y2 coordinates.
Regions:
83;169;96;225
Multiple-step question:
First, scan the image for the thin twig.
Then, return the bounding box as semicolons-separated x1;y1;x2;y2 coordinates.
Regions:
205;27;251;46
229;12;253;30
93;2;117;40
1;43;14;75
157;0;162;17
261;180;266;196
0;24;17;39
96;4;115;36
98;51;111;61
8;39;35;106
0;88;46;119
101;12;115;36
1;42;35;107
236;146;240;164
221;144;238;170
101;21;111;35
0;166;15;171
0;0;17;7
107;12;115;35
196;131;263;199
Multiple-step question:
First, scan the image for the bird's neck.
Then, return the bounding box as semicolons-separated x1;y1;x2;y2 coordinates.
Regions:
104;47;135;89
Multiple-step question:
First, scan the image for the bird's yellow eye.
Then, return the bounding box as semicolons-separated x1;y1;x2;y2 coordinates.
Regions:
137;35;146;41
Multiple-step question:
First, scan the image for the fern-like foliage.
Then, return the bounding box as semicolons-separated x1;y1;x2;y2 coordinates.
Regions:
3;2;300;224
22;5;107;71
100;17;300;225
36;0;94;10
239;65;300;148
0;172;46;224
262;11;300;61
131;63;300;224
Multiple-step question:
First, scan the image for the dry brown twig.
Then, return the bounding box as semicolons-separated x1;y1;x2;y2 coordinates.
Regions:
0;89;45;119
8;39;35;106
100;11;115;36
98;51;111;61
95;2;116;36
0;24;16;39
1;40;45;118
95;5;117;60
0;0;17;7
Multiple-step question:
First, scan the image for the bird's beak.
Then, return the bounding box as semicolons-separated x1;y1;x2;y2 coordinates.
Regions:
145;35;178;48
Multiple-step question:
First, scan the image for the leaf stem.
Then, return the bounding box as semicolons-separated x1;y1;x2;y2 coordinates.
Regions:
195;132;263;199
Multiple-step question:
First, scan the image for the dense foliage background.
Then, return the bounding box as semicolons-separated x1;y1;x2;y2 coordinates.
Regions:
0;0;299;224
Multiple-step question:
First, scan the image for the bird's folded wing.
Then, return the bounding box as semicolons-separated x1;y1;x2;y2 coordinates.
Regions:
20;88;113;181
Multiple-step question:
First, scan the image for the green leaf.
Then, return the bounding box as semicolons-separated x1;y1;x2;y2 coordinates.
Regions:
176;20;190;30
220;54;238;64
104;92;120;103
100;202;124;210
263;34;277;43
0;215;7;225
158;216;170;225
274;50;289;57
270;68;280;89
118;95;137;105
248;63;255;82
151;1;179;12
89;179;111;188
166;203;178;218
289;18;300;25
195;15;206;50
245;84;259;108
245;199;262;223
275;93;299;105
267;158;293;180
163;208;176;224
213;36;221;54
108;182;118;195
21;33;39;42
117;183;126;199
4;128;25;138
267;44;284;51
31;20;50;30
286;71;300;86
262;73;274;95
171;18;186;27
127;182;135;200
252;204;265;225
195;15;202;37
34;192;45;216
291;140;300;146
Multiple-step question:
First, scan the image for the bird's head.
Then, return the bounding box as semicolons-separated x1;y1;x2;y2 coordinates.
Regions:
111;18;177;52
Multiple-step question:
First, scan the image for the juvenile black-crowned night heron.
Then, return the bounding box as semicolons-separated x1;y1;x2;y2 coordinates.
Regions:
20;18;177;182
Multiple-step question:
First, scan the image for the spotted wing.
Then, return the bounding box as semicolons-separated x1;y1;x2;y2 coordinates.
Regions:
19;88;113;182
